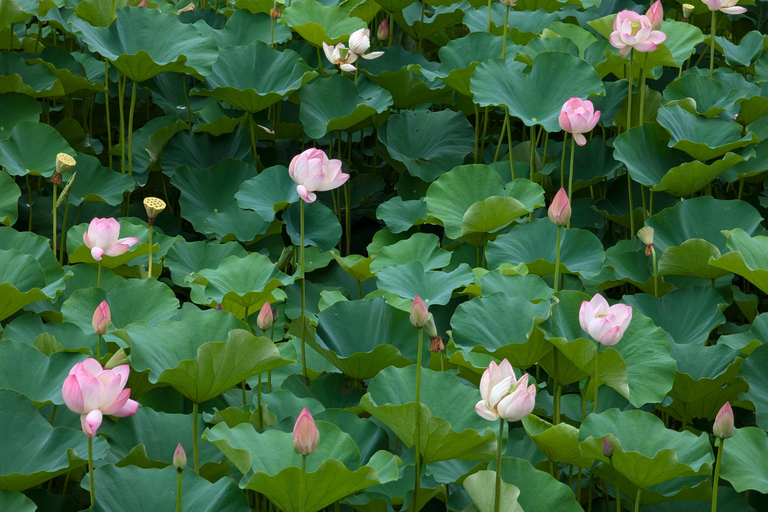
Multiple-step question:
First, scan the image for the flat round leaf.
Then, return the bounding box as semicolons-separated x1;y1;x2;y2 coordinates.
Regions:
164;240;248;288
496;457;583;512
720;427;768;493
376;197;427;234
280;0;367;46
67;152;135;206
0;121;74;177
663;73;749;118
284;200;342;252
710;228;768;294
235;164;300;222
0;92;41;137
738;342;768;431
376;261;474;306
369;232;451;273
197;9;292;46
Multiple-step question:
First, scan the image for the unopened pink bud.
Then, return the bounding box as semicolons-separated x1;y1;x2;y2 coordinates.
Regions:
410;296;429;329
257;301;278;331
713;402;734;439
548;188;571;227
173;443;187;472
646;0;663;30
92;300;111;335
602;438;614;458
377;19;389;41
293;408;319;456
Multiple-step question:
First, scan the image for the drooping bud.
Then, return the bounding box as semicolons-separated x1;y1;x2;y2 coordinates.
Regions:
713;402;734;439
377;19;389;41
143;196;166;226
601;438;614;458
257;301;278;331
548;188;571;227
173;443;187;472
293;407;320;456
410;296;429;329
269;7;281;19
92;300;111;336
429;335;444;353
682;3;694;21
104;348;128;369
424;314;437;338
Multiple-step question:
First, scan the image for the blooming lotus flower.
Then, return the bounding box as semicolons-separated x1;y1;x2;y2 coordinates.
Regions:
173;443;187;472
348;29;384;60
609;10;667;56
293;407;320;455
92;300;111;336
497;373;536;421
702;0;746;14
646;0;663;30
475;359;536;422
288;148;349;203
62;358;139;437
83;218;139;262
548;188;571;227
559;97;601;146
377;19;389;41
322;42;358;72
256;301;278;331
579;294;633;346
713;402;734;439
410;295;429;329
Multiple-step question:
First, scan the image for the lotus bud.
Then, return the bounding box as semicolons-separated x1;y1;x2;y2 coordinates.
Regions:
56;172;77;208
143;196;166;226
104;348;128;369
138;0;146;6
269;7;281;19
257;301;278;331
713;402;734;439
548;188;571;227
410;296;429;329
646;0;663;30
637;226;654;257
429;335;444;353
173;443;187;472
277;246;294;271
293;407;320;456
215;303;224;311
601;438;614;458
92;300;111;336
682;3;694;21
377;19;389;41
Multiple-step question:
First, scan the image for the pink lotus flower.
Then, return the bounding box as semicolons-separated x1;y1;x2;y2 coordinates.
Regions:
548;188;571;227
702;0;747;14
377;19;389;41
61;358;139;437
410;295;429;329
475;359;536;422
173;443;187;471
713;402;734;439
601;438;614;458
92;300;111;336
293;407;320;455
288;148;349;203
646;0;663;30
256;300;278;331
579;294;633;346
83;218;139;262
138;0;146;5
348;29;384;60
609;10;667;56
322;42;358;72
559;98;601;146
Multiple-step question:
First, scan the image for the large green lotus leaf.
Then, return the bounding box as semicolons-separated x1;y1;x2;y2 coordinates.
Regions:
623;288;726;345
716;30;763;68
112;116;189;177
0;171;20;225
171;159;271;242
0;92;40;137
309;297;419;379
192;42;316;113
376;197;427;234
164;240;247;288
89;464;250;512
330;253;375;285
195;9;292;46
486;218;605;279
283;199;342;252
579;409;713;491
25;46;105;95
66;152;134;206
646;196;763;254
280;0;367;46
656;104;758;161
360;365;498;462
0;491;35;512
470;52;604;132
371;0;415;13
461;196;528;246
0;389;108;492
724;139;768;182
0;340;86;404
463;470;523;512
718;313;768;354
66;218;154;269
0;121;74;177
369;232;451;273
298;75;392;139
550;137;623;191
480;272;552;302
710;228;768;294
71;7;218;81
394;1;470;41
163;125;254;172
450;293;552;370
612;123;688;189
662;73;749;118
0;51;63;97
464;3;560;36
73;0;131;27
235;164;300;222
376;261;474;306
203;421;398;512
0;0;37;29
493;457;582;512
521;415;594;467
655;152;746;198
379;110;474;182
720;427;768;493
738;343;768;431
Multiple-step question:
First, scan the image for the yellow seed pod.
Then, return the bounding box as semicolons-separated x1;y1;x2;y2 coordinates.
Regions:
56;153;76;175
682;4;694;18
143;196;167;220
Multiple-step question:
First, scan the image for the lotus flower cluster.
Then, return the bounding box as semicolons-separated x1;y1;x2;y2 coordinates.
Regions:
579;294;633;346
609;6;667;56
323;28;383;72
62;358;139;437
83;217;139;262
289;148;350;203
475;359;536;422
559;98;601;146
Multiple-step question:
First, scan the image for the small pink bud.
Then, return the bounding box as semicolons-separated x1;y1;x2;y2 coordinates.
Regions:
215;303;223;311
257;301;278;331
173;443;187;472
548;188;571;227
410;296;429;329
377;19;389;41
602;438;614;458
646;0;663;30
92;300;111;335
293;408;319;456
713;402;734;439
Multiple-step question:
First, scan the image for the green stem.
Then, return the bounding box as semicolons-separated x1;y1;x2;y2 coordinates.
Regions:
300;200;307;382
487;0;492;31
627;51;634;130
357;280;363;300
710;10;717;79
52;183;57;255
97;260;102;288
553;349;561;424
638;53;647;126
344;181;351;256
128;80;137;176
88;435;95;506
712;437;724;512
413;328;424;512
567;136;575;229
182;74;192;125
176;470;182;512
417;0;424;52
505;108;515;180
502;5;509;59
105;60;113;169
474;103;480;163
651;246;658;298
529;124;536;176
634;487;642;512
59;196;70;265
388;11;394;47
96;334;101;361
50;404;58;425
479;106;489;160
147;225;153;278
493;114;507;163
594;343;601;414
560;132;568;188
554;225;562;293
300;455;306;512
118;72;125;175
626;52;635;240
26;175;33;231
193;402;199;474
257;372;263;428
249;114;259;168
494;418;504;512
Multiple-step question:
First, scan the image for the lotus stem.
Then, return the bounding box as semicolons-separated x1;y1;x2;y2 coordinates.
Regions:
192;402;200;474
413;328;424;512
50;404;57;425
712;437;724;512
494;114;507;163
474;103;480;163
96;334;102;361
502;5;509;59
505;108;515;180
300;200;307;382
553;349;561;424
487;0;492;31
52;183;57;255
417;0;424;52
176;469;182;512
388;12;394;47
97;260;102;288
147;224;153;278
594;343;601;414
118;72;125;175
626;51;634;130
182;74;192;125
567;136;575;229
59;196;70;265
651;246;658;298
249;114;259;168
635;488;642;512
529;125;536;177
554;225;562;293
494;418;504;512
479;106;489;159
560;132;568;187
344;181;351;256
639;53;647;126
257;373;263;428
26;175;33;231
710;10;717;79
86;434;96;506
626;52;635;240
128;80;137;176
300;455;306;512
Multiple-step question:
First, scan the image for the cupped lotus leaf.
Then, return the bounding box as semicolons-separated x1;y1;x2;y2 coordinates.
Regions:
164;240;248;288
0;389;108;492
646;196;763;254
0;340;87;404
655;152;747;198
663;73;749;118
298;75;393;139
376;261;474;306
195;10;292;46
495;457;583;512
485;218;605;279
544;21;598;57
331;252;375;284
0;92;40;137
522;415;594;467
379;110;474;182
0;121;74;177
89;464;250;512
192;42;316;113
285;378;367;415
66;218;153;269
709;228;768;294
480;272;552;301
203;421;398;512
66;152;134;206
503;178;545;211
284;200;342;252
470;52;604;133
579;409;714;491
450;293;552;370
73;0;131;27
719;313;768;354
0;51;63;97
376;197;427;234
25;46;105;94
551;137;623;191
716;30;763;68
235;164;300;222
369;233;451;273
656;105;758;161
465;4;559;36
189;252;294;317
193;103;247;136
463;470;523;512
371;0;415;12
738;343;768;431
0;491;35;512
720;427;768;493
360;365;498;462
0;0;37;29
71;7;218;81
113;116;189;177
599;239;660;294
724;139;768;182
309;298;419;379
623;288;726;345
461;196;528;246
394;1;470;41
171;159;271;241
0;171;20;225
280;0;367;46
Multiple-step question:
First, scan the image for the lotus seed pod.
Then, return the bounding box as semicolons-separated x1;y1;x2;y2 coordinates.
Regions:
56;153;76;175
143;197;167;222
